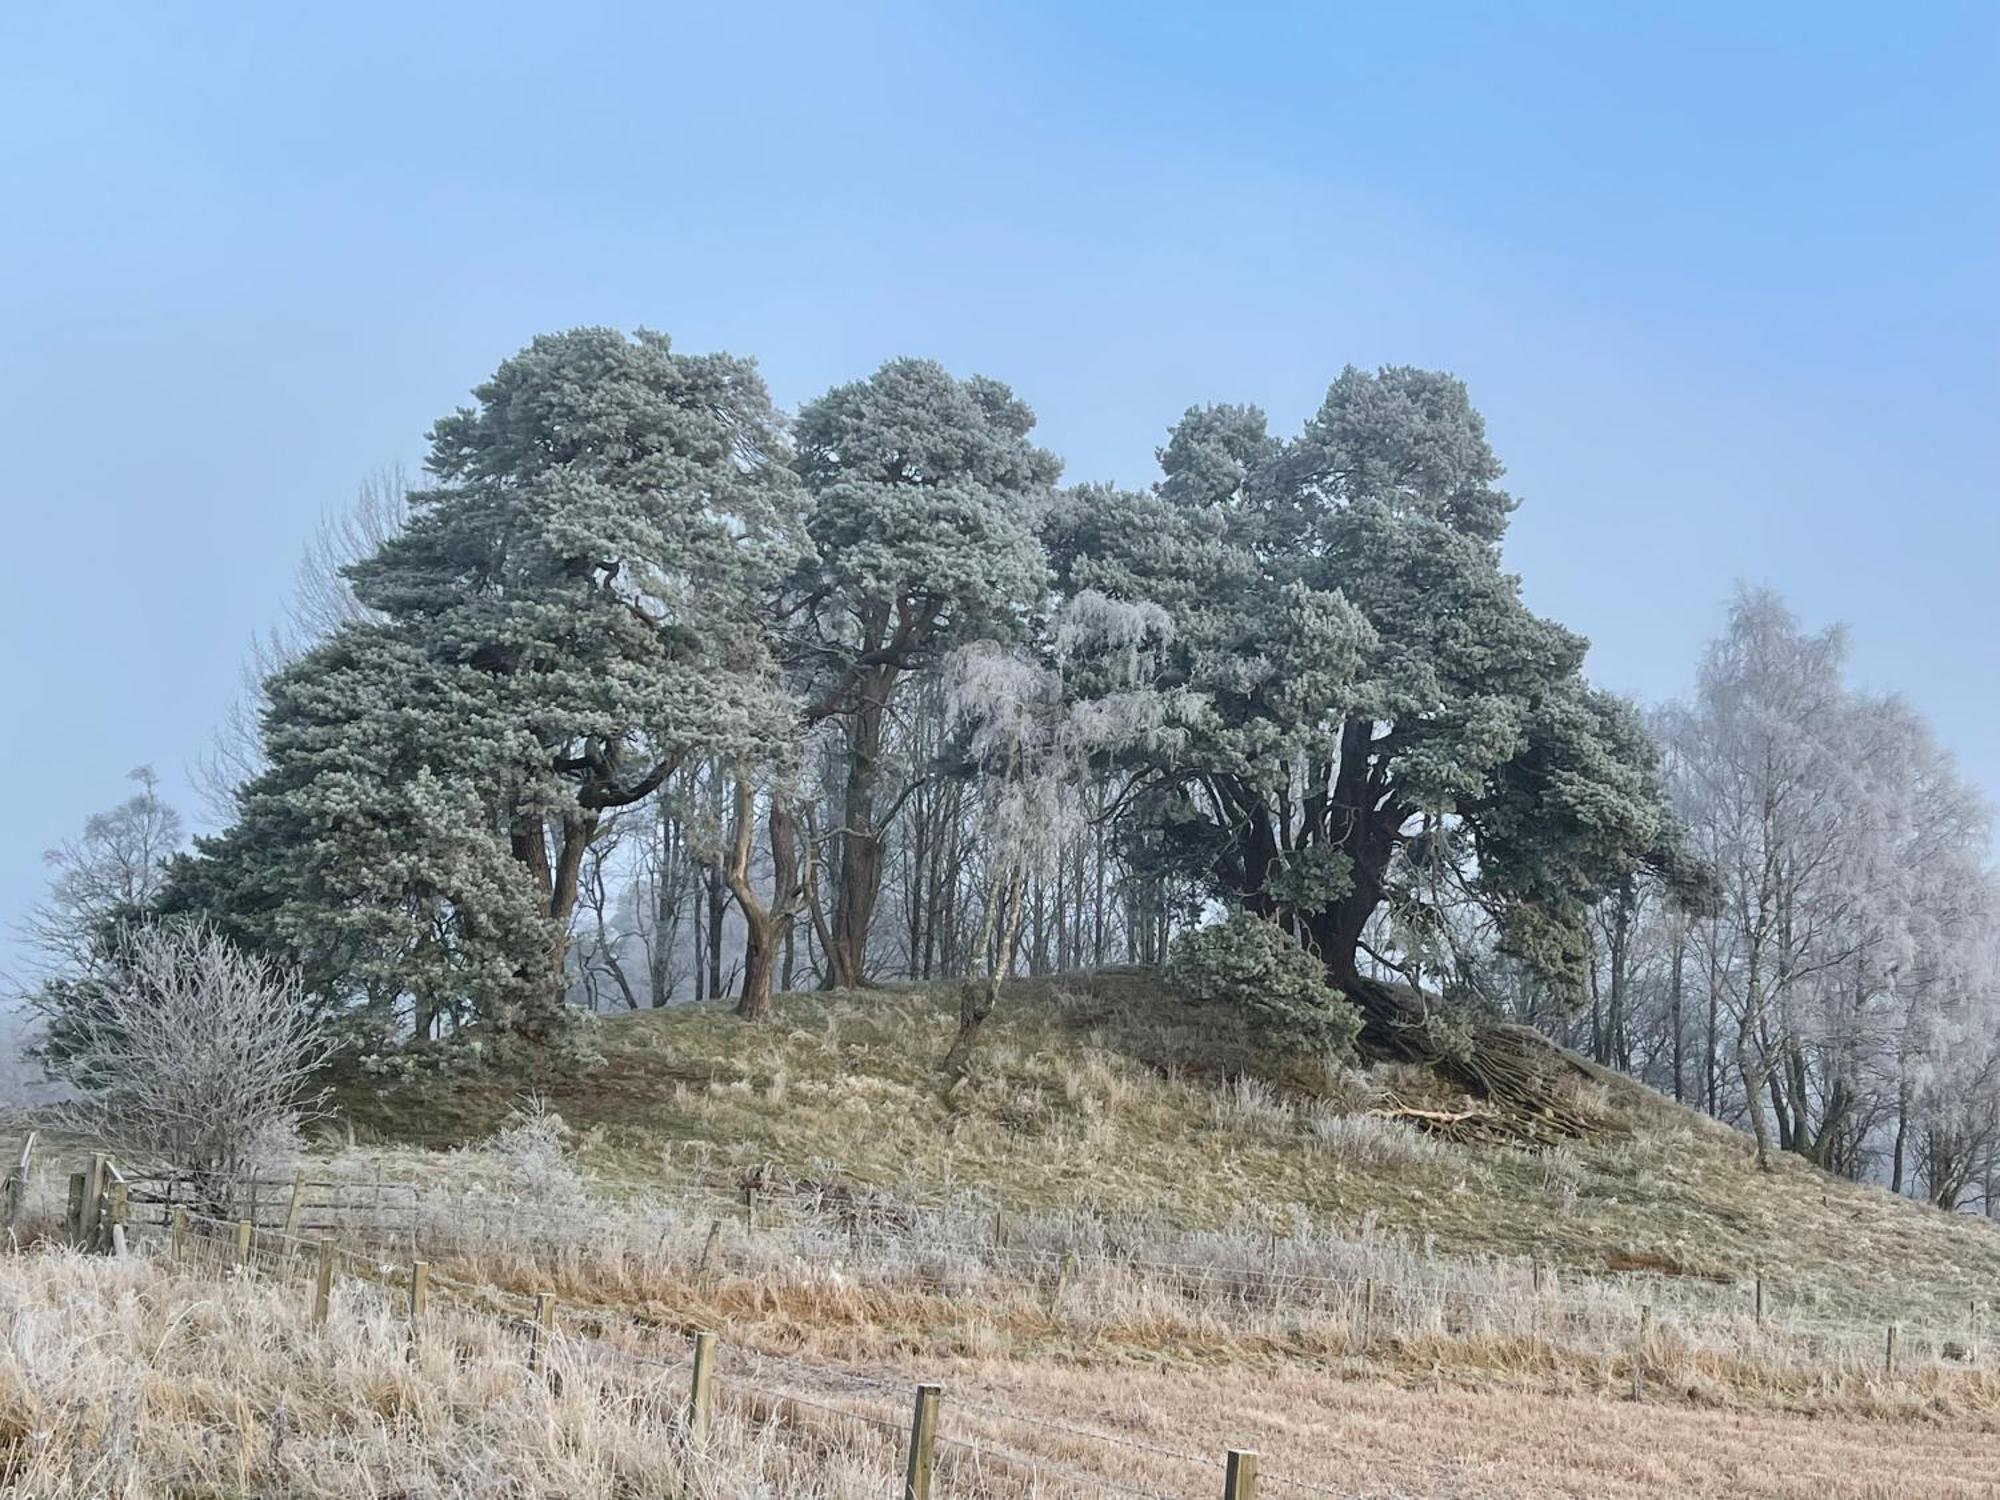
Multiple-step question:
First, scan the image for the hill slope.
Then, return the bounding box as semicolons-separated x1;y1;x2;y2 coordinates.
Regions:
340;969;2000;1327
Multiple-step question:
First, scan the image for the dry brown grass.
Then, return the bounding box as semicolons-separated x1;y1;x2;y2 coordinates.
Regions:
886;1355;2000;1500
6;1206;1997;1500
332;971;2000;1333
0;1246;922;1499
19;969;2000;1496
17;1234;1989;1500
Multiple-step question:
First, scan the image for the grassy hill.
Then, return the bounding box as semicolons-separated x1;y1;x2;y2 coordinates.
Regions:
339;969;2000;1328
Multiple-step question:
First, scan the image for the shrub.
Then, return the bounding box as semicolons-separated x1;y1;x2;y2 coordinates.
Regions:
55;921;330;1183
1169;913;1363;1059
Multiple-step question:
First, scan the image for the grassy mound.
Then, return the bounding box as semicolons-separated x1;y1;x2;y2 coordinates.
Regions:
338;970;2000;1326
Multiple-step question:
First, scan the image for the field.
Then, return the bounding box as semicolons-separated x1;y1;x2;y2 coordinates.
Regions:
1;1233;1994;1500
8;970;2000;1497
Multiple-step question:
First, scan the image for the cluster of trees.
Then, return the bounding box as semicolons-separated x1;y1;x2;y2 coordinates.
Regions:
18;325;1999;1211
1527;592;2000;1209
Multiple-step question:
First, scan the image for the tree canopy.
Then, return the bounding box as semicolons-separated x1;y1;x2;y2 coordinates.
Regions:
786;358;1058;987
169;328;810;1035
1050;366;1700;1044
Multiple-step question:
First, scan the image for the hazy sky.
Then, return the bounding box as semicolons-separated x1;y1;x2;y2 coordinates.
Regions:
2;2;1995;978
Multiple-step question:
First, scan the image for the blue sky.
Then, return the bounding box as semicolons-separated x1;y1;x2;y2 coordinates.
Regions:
2;1;1995;975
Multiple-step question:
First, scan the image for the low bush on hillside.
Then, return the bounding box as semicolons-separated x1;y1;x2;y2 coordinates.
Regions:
1169;913;1364;1058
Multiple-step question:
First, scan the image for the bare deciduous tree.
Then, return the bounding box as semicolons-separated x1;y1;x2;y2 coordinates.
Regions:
19;766;183;975
59;922;331;1184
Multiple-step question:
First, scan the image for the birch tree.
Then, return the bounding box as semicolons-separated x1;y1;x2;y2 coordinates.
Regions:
941;592;1181;1079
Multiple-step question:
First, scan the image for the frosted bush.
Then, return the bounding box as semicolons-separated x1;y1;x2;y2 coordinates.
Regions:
458;1096;590;1211
1169;913;1363;1059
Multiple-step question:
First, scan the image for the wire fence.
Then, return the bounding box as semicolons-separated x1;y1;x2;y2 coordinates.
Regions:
133;1201;1996;1500
15;1140;1999;1396
152;1207;1260;1500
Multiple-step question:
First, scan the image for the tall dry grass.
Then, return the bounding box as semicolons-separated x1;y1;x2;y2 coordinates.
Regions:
315;1136;1999;1416
0;1245;965;1499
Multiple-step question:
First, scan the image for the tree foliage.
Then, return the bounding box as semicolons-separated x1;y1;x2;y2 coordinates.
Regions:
1170;912;1364;1059
788;359;1058;988
1050;367;1699;1034
170;328;810;1035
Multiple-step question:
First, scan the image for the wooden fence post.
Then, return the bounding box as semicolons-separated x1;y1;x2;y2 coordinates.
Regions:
282;1171;306;1237
1754;1274;1766;1327
311;1239;335;1325
171;1205;188;1264
2;1132;34;1235
686;1331;716;1447
1224;1448;1259;1500
1885;1322;1899;1376
408;1261;430;1340
528;1292;557;1377
902;1384;941;1500
81;1154;107;1250
104;1174;129;1257
65;1173;85;1244
235;1219;254;1269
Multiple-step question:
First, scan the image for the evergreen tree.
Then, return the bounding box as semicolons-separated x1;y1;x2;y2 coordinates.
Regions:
788;359;1057;989
175;328;810;1035
1051;366;1699;1104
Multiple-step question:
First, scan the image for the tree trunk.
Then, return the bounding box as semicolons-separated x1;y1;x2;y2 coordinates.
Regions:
943;868;1025;1083
1668;922;1686;1104
1737;1019;1775;1170
728;781;808;1023
827;683;889;989
1891;1081;1910;1195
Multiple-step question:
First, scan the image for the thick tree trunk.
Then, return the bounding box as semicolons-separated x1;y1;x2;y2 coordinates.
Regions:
506;810;602;1029
827;684;889;989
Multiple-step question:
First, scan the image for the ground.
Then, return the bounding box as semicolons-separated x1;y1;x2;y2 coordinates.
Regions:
12;969;1998;1497
340;969;2000;1331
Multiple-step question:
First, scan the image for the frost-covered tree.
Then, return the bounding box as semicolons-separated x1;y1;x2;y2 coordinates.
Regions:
19;767;183;975
789;360;1058;990
1050;368;1696;1111
196;469;410;820
55;922;330;1184
172;329;810;1036
940;591;1180;1077
1611;590;2000;1189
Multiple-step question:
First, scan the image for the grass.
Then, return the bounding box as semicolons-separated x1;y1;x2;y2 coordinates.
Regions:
332;969;2000;1332
15;963;2000;1498
4;1232;1994;1500
0;1246;923;1499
